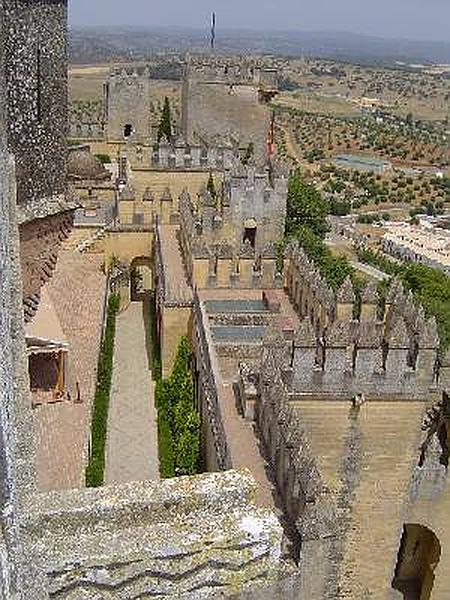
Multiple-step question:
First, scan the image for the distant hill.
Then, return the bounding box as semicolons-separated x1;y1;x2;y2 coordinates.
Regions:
69;26;450;66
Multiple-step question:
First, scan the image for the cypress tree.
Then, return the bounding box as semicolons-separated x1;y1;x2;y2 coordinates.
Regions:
158;96;172;143
206;172;216;200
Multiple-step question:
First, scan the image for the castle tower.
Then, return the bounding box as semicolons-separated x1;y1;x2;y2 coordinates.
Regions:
181;55;273;160
3;0;76;322
224;166;287;253
3;0;69;207
105;66;152;142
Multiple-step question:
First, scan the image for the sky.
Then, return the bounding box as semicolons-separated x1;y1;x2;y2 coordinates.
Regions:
69;0;450;42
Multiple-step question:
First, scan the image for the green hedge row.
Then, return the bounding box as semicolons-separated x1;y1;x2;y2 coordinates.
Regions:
155;337;200;478
149;291;162;380
356;246;403;276
85;293;120;487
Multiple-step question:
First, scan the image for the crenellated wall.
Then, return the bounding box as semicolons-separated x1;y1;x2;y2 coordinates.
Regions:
179;165;286;290
239;333;450;599
285;240;439;401
149;139;236;171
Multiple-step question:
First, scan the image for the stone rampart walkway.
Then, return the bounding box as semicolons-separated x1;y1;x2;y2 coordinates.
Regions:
105;301;159;484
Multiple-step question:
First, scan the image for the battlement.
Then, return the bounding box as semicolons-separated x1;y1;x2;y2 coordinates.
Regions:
284;240;439;400
109;63;152;81
149;138;236;170
179;165;287;289
185;55;279;90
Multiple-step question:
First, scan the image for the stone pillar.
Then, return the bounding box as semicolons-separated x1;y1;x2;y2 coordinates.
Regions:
416;317;439;390
354;322;383;396
193;259;209;288
384;317;414;397
216;258;231;287
239;257;254;287
323;319;354;396
261;258;275;287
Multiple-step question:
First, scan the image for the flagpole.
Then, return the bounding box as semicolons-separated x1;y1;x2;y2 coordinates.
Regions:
211;12;216;51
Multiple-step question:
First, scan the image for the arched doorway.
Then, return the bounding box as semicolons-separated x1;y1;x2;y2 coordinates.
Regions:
392;523;441;600
243;218;257;248
130;256;153;302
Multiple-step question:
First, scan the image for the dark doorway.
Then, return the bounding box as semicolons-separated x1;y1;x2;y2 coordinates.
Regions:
124;123;133;138
392;524;441;600
243;227;257;248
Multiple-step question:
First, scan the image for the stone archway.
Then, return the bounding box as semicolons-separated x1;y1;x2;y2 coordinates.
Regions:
130;256;153;302
392;523;441;600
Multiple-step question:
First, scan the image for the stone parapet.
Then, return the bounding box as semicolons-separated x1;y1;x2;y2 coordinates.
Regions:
17;471;298;599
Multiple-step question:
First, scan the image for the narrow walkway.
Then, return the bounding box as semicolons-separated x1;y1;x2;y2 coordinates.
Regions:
105;301;159;484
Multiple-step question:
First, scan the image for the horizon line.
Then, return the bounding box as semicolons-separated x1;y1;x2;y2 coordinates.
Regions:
68;24;450;46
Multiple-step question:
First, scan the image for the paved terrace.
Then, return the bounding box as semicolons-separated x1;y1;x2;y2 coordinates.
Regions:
34;249;106;491
199;288;300;509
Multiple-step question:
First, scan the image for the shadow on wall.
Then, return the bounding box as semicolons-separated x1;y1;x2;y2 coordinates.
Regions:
130;256;153;302
392;523;441;600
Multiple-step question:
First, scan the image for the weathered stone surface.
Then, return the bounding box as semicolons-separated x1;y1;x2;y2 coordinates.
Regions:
4;0;69;211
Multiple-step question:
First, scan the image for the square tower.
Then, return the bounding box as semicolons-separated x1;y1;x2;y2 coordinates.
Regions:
105;65;152;142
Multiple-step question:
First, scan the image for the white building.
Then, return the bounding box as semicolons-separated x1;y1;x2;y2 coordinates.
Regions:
382;222;450;275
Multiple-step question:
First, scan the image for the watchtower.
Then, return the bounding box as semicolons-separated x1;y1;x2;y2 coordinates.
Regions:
104;65;152;142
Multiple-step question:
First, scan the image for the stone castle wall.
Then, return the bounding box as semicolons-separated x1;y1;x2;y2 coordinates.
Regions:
285;241;439;401
179;167;286;290
192;291;232;472
105;66;152;141
3;0;68;209
239;336;449;598
182;78;271;157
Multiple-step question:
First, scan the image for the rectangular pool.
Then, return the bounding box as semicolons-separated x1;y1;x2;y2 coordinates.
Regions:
211;325;267;342
205;299;268;314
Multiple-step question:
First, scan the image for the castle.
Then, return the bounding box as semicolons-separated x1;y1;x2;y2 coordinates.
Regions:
1;2;449;599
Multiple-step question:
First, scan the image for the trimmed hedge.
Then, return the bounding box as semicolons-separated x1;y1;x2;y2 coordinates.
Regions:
148;291;162;380
95;153;111;164
155;337;200;478
85;293;120;487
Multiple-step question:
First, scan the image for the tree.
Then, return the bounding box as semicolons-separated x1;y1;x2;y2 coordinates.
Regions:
206;172;216;200
158;96;172;143
286;170;329;239
242;142;255;165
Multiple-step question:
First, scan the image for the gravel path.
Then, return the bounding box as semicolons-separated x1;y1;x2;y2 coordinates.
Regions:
105;301;159;484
